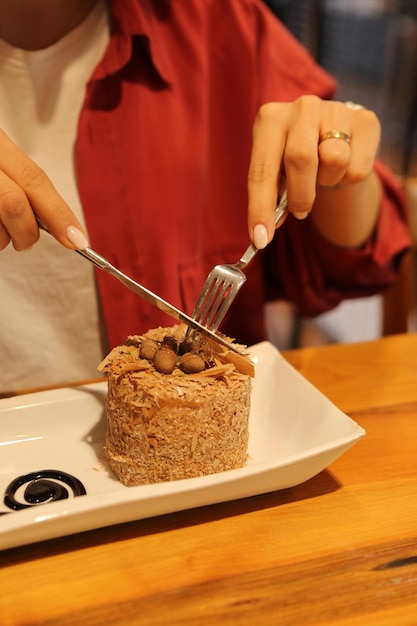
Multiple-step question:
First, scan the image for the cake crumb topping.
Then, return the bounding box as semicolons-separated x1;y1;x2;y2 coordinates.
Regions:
98;324;255;378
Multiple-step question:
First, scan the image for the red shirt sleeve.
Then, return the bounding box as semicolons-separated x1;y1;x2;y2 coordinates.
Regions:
263;160;411;315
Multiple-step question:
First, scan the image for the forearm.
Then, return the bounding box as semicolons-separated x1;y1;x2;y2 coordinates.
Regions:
311;169;382;249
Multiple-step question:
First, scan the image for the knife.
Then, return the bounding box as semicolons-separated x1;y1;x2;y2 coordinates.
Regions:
35;216;246;355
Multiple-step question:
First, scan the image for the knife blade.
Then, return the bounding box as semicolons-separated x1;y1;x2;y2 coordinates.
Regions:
77;247;246;355
35;216;246;356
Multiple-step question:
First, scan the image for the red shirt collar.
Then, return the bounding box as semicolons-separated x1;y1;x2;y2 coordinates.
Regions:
91;0;172;83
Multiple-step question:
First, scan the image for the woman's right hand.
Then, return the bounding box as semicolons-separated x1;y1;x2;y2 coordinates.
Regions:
0;129;88;251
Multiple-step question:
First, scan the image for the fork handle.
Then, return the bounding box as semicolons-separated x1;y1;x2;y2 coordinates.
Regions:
238;190;288;268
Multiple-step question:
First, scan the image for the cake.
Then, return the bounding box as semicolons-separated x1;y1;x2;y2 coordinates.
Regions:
98;324;254;486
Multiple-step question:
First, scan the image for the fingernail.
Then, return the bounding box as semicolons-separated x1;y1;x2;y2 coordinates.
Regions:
66;225;89;250
253;224;268;249
294;212;308;220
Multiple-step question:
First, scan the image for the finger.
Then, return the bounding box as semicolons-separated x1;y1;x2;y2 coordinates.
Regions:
316;104;381;188
317;101;352;187
283;96;321;217
344;109;381;184
317;137;351;187
247;102;289;245
0;169;39;251
0;219;11;251
0;129;87;248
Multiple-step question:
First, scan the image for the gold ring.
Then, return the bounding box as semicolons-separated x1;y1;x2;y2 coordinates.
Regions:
319;130;351;145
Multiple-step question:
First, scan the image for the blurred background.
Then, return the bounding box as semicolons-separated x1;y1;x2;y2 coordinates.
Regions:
263;0;417;349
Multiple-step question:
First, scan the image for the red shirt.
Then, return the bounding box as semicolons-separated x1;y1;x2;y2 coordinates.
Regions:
76;0;410;348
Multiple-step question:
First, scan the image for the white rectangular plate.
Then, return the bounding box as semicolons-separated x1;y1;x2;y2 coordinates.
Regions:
0;342;364;550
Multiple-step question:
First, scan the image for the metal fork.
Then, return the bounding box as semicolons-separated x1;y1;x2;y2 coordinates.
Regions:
191;191;288;333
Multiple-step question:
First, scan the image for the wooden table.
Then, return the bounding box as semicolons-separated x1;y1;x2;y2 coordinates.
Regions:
1;333;417;625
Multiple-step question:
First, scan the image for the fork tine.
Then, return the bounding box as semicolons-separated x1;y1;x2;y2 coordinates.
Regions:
194;276;226;327
205;281;243;331
193;270;246;331
201;279;233;329
192;274;222;323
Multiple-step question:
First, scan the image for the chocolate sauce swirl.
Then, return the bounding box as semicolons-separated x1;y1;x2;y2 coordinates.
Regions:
3;470;86;511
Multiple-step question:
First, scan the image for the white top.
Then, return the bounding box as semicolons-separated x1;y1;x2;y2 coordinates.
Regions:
0;1;110;392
